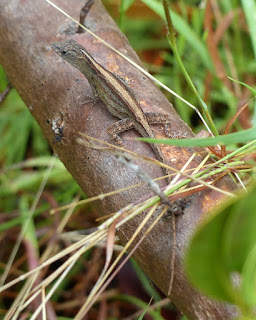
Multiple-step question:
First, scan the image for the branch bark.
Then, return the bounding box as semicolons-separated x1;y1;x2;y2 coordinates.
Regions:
0;0;237;318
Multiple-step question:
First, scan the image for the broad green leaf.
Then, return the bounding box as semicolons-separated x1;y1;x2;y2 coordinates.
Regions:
185;201;235;302
185;185;256;304
242;244;256;307
222;192;256;272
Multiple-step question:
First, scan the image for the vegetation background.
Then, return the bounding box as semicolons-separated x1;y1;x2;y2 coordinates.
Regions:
1;0;256;319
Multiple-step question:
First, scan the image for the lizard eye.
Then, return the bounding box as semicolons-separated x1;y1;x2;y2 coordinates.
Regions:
61;50;67;55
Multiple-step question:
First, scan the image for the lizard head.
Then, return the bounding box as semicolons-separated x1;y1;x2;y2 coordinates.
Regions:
51;39;91;73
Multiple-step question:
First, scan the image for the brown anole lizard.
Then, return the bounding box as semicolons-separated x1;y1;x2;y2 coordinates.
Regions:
51;39;172;163
51;39;186;213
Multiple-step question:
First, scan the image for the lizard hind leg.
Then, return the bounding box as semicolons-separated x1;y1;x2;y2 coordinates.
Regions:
107;118;135;147
146;112;172;137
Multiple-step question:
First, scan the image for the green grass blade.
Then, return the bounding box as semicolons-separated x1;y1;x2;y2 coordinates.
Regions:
139;127;256;147
228;76;256;95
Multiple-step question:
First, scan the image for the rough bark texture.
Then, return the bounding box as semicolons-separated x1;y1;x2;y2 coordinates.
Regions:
0;0;237;318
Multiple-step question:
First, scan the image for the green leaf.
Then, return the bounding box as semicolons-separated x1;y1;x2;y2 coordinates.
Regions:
184;200;235;302
222;193;256;272
185;185;256;306
242;244;256;307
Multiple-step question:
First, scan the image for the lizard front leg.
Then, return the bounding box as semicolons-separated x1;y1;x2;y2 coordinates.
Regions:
107;118;134;147
107;113;172;146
